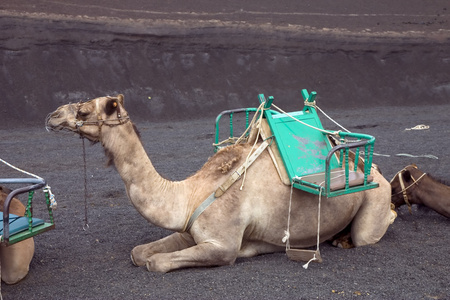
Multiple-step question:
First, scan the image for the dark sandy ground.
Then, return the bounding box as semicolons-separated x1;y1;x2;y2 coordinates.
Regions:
1;103;449;300
1;1;450;299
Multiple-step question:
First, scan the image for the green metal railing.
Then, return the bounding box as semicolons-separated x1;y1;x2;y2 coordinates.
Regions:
1;178;55;246
214;108;258;152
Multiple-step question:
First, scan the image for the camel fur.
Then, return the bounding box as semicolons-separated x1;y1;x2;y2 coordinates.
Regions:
1;186;35;284
46;95;396;273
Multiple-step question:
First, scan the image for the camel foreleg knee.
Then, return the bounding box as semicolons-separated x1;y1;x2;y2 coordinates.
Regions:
146;243;238;273
131;232;195;267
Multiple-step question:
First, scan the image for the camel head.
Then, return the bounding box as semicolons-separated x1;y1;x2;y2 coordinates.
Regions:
390;164;423;210
45;95;129;142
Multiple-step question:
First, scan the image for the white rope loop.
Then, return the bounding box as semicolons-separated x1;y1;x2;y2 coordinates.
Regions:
43;185;57;209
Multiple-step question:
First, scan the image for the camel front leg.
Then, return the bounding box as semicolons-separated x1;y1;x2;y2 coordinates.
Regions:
1;238;35;284
146;241;239;273
131;232;195;267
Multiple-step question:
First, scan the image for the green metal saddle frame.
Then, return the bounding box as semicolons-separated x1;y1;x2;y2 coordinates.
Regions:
1;178;55;246
214;89;379;197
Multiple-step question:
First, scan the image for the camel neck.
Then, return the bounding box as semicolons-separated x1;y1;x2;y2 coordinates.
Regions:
100;122;190;230
414;176;450;218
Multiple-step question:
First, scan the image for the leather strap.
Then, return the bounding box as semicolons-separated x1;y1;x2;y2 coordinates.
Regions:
215;140;270;197
183;140;270;232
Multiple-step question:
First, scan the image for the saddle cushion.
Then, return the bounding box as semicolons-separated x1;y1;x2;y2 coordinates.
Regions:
0;212;45;237
298;169;374;191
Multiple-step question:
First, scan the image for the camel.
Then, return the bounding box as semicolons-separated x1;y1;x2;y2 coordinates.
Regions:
45;95;395;272
391;164;450;218
0;186;35;284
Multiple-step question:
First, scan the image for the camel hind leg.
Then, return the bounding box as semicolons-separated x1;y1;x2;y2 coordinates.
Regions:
238;241;285;258
350;183;395;247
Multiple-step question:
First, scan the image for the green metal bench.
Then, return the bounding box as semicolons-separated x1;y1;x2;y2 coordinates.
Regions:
214;89;379;197
1;178;55;246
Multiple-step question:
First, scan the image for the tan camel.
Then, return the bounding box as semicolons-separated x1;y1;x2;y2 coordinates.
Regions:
391;164;450;218
0;186;35;284
45;95;395;272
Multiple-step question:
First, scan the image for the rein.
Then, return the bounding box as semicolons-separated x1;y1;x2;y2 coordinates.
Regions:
81;136;89;230
391;167;426;213
75;97;130;230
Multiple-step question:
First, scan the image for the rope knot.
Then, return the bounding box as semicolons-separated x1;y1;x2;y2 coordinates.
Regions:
43;185;57;209
304;100;316;107
282;230;290;243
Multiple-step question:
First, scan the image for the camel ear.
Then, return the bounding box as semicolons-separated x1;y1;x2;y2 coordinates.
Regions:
117;94;124;106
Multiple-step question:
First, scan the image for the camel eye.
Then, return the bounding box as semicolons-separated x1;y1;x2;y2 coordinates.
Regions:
112;101;117;108
77;111;89;119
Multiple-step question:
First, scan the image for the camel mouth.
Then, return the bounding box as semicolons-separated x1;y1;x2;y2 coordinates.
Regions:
45;102;82;132
45;111;64;132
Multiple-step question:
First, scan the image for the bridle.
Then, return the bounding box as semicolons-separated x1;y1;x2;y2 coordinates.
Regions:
390;166;426;213
74;97;130;137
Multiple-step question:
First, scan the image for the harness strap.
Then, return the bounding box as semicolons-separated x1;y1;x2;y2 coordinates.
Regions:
398;172;412;213
391;167;426;214
184;193;216;232
215;140;270;197
183;140;270;232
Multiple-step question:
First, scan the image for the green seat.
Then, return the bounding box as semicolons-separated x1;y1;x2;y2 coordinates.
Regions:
0;212;45;236
0;211;55;245
258;90;379;197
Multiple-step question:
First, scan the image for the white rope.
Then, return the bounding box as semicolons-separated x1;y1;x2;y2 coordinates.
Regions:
239;102;266;191
270;103;336;135
302;184;322;269
0;158;43;180
315;105;351;133
1;158;57;209
395;153;438;160
282;181;295;249
405;124;429;131
315;104;438;160
235;101;265;145
283;177;322;269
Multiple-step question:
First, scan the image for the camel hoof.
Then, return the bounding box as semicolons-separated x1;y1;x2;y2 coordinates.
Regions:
331;240;344;248
130;248;150;267
389;209;397;224
130;253;138;266
332;238;354;249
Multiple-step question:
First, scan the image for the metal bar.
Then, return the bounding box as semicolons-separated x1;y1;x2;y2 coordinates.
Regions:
325;135;375;195
2;180;46;243
345;148;349;189
0;178;44;185
229;112;234;138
